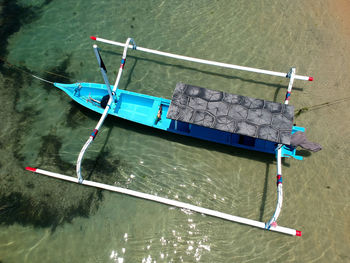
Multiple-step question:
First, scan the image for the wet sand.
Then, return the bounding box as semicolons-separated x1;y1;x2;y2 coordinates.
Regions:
332;0;350;36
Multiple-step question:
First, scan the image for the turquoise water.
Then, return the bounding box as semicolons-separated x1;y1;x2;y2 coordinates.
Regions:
1;0;349;262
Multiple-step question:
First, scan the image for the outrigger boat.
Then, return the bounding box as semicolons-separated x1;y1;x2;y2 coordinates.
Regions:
26;36;316;236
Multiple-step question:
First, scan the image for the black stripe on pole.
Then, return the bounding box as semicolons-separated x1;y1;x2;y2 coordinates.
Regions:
96;49;107;73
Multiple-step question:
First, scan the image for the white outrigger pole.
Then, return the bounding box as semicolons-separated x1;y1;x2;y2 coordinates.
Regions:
26;37;310;236
25;166;301;236
90;36;313;82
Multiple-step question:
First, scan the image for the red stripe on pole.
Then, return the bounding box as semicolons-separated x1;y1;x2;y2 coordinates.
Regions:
25;167;37;172
296;230;302;236
90;129;99;140
308;77;313;81
90;36;97;41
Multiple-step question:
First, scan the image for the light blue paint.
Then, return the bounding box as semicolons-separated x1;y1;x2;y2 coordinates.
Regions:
55;82;304;159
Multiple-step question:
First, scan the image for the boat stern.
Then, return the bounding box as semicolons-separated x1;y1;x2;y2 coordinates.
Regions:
279;125;306;160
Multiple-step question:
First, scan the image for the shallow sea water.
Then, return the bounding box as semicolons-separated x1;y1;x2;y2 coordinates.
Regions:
0;0;349;262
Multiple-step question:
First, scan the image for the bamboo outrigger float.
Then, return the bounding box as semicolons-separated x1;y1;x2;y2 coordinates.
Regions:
25;36;316;236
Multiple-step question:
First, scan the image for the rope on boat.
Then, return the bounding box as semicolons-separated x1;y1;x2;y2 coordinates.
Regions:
0;56;71;85
31;74;54;85
295;96;350;117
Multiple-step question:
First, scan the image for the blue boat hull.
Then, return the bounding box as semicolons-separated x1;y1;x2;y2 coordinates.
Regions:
54;82;303;157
